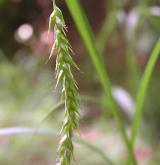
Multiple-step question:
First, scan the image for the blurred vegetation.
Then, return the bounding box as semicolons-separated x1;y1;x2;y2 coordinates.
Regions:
0;0;160;164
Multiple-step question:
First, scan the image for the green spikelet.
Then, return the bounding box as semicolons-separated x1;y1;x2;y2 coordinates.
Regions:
48;1;79;165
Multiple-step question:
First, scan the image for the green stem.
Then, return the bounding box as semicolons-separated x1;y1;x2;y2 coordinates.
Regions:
65;0;136;164
131;38;160;146
126;40;139;96
97;11;117;53
52;0;55;8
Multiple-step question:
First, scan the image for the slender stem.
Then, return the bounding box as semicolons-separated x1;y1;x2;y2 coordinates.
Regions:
131;38;160;146
126;40;139;96
52;0;55;8
65;0;137;164
97;11;117;53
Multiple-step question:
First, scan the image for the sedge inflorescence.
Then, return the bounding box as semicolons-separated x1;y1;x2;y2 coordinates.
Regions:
48;1;79;165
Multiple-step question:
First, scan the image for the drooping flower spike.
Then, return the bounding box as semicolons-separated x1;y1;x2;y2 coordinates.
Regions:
48;1;79;165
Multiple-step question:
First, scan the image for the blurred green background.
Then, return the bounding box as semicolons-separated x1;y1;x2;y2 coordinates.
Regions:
0;0;160;164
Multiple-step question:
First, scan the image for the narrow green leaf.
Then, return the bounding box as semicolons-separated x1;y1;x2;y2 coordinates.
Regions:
66;0;136;164
97;11;117;53
131;38;160;145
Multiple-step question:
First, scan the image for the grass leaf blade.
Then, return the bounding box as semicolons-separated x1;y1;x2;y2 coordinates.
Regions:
66;0;136;164
131;38;160;145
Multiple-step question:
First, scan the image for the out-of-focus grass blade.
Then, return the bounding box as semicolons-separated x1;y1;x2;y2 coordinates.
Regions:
131;38;160;145
0;126;115;165
97;11;117;53
65;0;136;164
74;136;115;165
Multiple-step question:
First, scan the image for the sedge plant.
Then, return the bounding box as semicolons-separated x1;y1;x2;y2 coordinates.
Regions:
48;0;79;164
48;0;160;164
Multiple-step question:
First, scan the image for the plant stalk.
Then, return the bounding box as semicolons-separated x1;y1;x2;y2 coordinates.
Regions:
66;0;137;164
131;38;160;146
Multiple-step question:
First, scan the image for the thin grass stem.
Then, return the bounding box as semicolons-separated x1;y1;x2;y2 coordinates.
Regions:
66;0;137;164
131;38;160;145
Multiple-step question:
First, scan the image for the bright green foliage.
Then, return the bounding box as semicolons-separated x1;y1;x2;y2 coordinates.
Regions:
49;1;79;165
